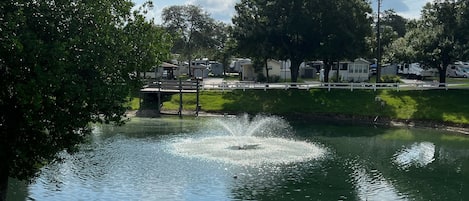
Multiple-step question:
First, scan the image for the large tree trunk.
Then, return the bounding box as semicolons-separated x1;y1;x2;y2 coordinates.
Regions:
290;58;302;83
264;58;270;82
188;57;192;78
323;59;333;83
439;53;451;86
336;61;340;82
438;63;448;87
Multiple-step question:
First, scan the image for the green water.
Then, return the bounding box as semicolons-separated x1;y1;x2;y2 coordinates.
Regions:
8;116;469;201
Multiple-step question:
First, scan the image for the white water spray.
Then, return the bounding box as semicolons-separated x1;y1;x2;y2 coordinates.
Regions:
171;114;327;166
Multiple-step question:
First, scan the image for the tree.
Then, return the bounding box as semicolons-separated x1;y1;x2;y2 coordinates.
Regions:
381;10;408;37
377;9;408;64
211;23;236;77
403;0;460;84
0;0;170;199
316;0;373;82
454;0;469;61
233;0;321;82
385;0;469;84
232;0;372;83
384;35;417;64
232;0;277;81
124;4;172;84
162;5;218;77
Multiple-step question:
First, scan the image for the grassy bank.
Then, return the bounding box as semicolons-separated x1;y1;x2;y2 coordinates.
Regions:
160;89;469;125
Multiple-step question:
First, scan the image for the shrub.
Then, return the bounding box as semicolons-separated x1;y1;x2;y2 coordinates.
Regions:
270;75;281;83
380;75;401;83
257;73;267;82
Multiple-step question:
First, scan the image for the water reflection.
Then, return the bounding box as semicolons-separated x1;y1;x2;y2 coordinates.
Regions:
348;159;407;201
6;118;469;201
393;142;435;170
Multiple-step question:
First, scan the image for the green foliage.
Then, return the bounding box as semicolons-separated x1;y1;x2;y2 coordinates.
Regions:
209;22;233;72
162;5;221;71
387;0;469;83
256;74;267;83
378;10;408;63
380;75;401;83
124;7;172;87
125;97;141;111
270;75;281;83
0;0;171;196
382;10;408;37
233;0;373;82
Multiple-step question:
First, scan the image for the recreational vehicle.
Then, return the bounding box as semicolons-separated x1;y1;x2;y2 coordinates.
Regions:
230;58;251;73
322;59;370;82
447;65;467;78
398;63;423;78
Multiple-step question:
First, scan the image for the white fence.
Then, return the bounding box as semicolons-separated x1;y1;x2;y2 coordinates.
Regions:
201;81;469;91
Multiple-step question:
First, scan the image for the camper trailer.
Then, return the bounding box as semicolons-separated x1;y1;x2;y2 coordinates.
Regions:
209;62;224;76
230;58;251;73
398;63;424;78
447;65;467;78
398;63;438;79
322;59;370;82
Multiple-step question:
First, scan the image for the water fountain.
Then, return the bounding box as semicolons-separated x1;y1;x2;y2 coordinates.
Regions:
18;117;469;201
171;114;326;166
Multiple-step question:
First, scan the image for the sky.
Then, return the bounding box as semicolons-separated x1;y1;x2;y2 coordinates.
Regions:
133;0;433;24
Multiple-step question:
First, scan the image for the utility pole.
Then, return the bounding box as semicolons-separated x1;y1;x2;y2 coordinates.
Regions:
376;0;382;82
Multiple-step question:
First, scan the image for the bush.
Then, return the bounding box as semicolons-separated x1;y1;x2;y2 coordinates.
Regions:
270;75;281;83
380;75;401;83
257;73;267;82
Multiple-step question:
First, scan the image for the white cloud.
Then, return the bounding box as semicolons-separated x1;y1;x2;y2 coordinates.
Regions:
132;0;237;24
188;0;237;23
398;0;432;19
189;0;237;13
372;0;432;19
135;0;432;24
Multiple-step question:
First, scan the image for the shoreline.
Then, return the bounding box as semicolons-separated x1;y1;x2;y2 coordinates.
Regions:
126;109;469;135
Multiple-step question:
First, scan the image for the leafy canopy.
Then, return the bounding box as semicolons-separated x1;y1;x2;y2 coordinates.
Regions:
0;0;171;198
232;0;372;82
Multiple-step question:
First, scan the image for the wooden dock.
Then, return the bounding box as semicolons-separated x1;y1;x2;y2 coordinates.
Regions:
141;80;200;93
139;79;202;117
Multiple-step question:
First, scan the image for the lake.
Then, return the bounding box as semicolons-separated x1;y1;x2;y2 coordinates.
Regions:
8;115;469;201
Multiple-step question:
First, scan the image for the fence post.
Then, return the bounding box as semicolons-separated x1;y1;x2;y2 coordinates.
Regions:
157;82;161;115
196;78;200;116
178;79;182;117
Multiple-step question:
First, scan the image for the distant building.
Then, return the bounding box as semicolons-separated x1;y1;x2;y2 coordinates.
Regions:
301;61;320;79
381;64;398;76
209;62;224;76
322;58;370;82
142;62;180;80
230;58;251;73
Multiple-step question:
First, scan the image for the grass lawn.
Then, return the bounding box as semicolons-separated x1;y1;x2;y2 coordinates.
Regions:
161;89;469;124
125;97;140;111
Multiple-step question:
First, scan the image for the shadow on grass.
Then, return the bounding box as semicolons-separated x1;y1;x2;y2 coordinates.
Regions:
382;89;469;124
220;89;395;118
